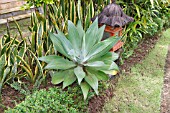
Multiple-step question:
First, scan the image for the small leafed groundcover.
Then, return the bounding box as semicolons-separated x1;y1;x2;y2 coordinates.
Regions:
5;86;91;113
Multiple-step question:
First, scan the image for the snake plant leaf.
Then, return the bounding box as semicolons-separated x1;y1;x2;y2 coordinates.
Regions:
74;66;86;85
63;69;77;89
51;71;66;84
1;67;10;83
19;65;34;82
84;61;105;67
45;58;76;70
82;18;98;57
0;54;6;77
1;44;7;55
67;20;81;52
16;55;32;73
80;82;90;100
85;73;98;95
28;50;44;77
39;55;62;63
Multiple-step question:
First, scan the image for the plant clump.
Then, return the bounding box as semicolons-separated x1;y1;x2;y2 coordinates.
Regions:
39;19;120;100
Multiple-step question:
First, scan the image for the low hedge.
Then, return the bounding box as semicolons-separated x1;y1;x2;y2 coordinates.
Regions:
5;86;92;113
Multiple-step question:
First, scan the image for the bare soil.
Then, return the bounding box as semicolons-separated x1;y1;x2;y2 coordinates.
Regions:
161;46;170;113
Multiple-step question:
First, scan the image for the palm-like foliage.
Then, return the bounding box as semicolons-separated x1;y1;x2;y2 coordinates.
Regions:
39;19;120;99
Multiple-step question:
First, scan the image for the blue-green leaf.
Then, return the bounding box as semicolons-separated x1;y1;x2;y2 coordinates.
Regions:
45;58;76;70
96;25;106;42
74;66;86;85
49;32;70;59
51;71;66;84
85;73;98;95
82;18;98;57
76;20;85;41
84;36;120;62
39;55;61;63
80;82;90;100
87;68;109;81
84;61;105;67
63;69;76;89
67;20;81;51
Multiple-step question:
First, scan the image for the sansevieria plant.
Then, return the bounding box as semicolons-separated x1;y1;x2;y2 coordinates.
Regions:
39;19;121;100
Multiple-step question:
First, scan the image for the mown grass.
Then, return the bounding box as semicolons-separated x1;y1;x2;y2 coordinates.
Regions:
102;29;170;113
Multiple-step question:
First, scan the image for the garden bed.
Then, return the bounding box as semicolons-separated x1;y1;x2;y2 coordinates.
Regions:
0;30;161;113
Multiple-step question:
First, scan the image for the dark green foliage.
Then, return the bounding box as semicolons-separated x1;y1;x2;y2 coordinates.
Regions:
5;86;93;113
117;0;170;59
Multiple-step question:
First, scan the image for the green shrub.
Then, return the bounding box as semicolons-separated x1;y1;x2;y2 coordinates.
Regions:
5;86;91;113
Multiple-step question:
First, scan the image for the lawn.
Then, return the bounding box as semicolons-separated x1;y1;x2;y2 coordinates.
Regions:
102;29;170;113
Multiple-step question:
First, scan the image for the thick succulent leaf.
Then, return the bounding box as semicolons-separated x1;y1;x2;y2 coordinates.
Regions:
53;33;73;54
45;58;76;70
82;18;98;57
63;69;76;89
74;66;86;85
102;70;118;76
109;62;119;71
56;28;65;37
89;52;112;62
76;20;85;41
51;71;66;84
87;68;109;81
49;32;70;59
95;71;109;81
92;60;119;71
67;20;81;51
38;55;61;63
85;73;98;95
80;82;90;100
84;61;105;67
86;36;120;61
96;25;106;42
112;52;119;61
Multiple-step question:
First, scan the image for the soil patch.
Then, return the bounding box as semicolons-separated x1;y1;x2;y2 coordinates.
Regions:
88;35;159;113
161;46;170;113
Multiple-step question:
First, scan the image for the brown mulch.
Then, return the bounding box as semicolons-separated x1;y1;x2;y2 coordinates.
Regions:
0;78;54;113
88;35;159;113
0;35;160;113
161;46;170;113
